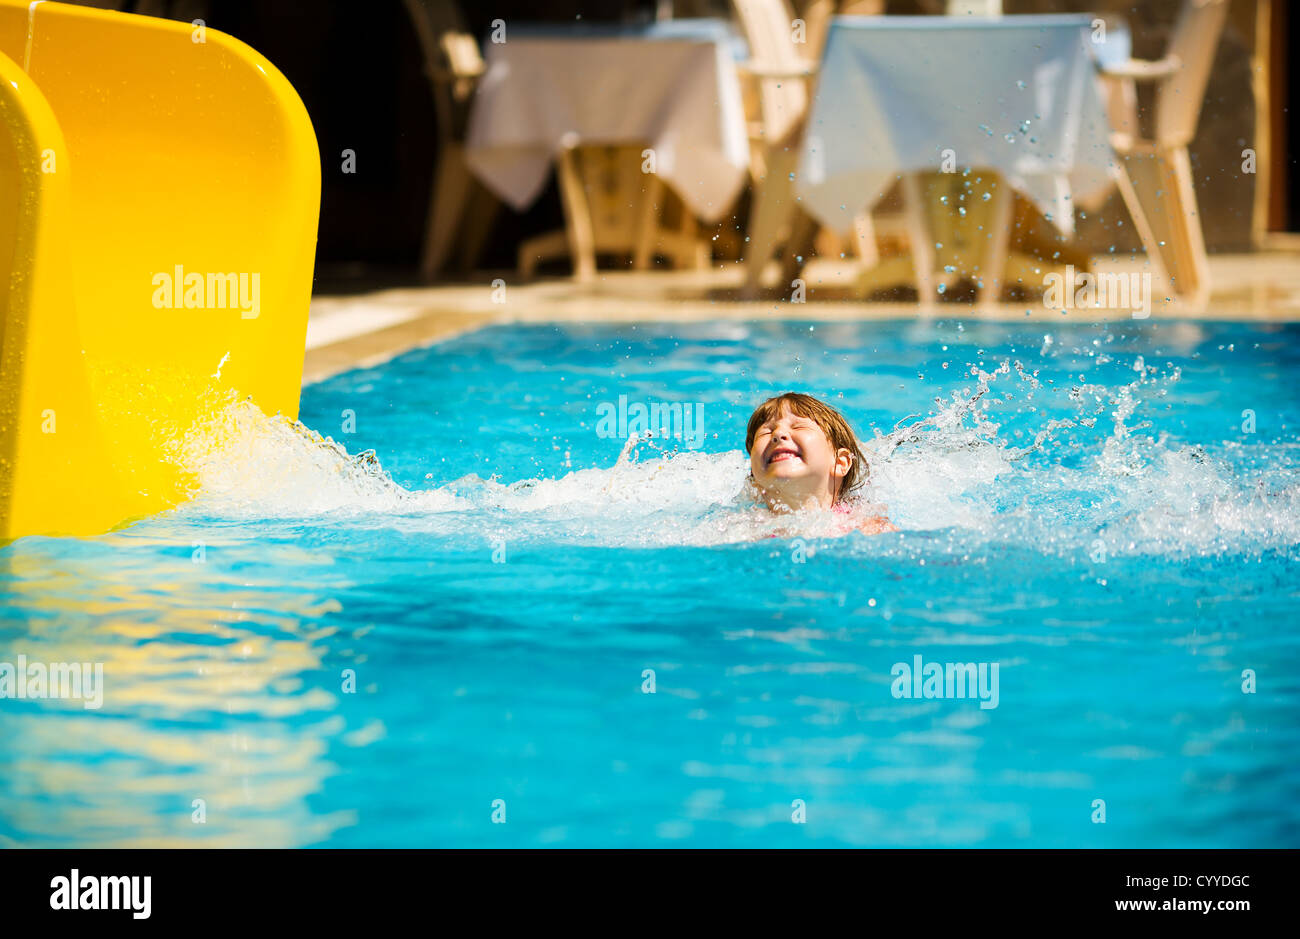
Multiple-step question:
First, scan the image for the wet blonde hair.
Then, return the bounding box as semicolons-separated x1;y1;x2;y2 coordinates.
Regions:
745;392;867;503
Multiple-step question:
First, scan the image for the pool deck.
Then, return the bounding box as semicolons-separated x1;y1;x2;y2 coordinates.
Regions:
303;250;1300;384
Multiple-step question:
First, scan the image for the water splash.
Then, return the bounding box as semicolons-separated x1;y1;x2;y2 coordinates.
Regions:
171;362;1300;559
171;392;463;518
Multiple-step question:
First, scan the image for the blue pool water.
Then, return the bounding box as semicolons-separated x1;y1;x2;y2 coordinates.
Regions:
2;319;1298;847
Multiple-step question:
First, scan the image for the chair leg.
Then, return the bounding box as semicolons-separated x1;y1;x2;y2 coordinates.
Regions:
1163;146;1211;306
741;143;800;296
1112;158;1174;301
779;209;818;289
856;255;917;298
457;183;500;274
421;143;473;281
517;230;572;280
1119;149;1211;303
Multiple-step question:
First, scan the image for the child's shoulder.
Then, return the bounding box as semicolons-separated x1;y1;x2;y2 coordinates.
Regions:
857;515;899;535
838;498;898;534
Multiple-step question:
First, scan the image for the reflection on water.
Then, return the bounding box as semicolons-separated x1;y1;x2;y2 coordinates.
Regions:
0;536;358;847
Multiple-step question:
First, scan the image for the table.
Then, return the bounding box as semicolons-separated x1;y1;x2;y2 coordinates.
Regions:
464;18;752;255
792;15;1126;301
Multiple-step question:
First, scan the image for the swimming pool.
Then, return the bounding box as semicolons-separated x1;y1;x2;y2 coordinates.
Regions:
2;318;1297;847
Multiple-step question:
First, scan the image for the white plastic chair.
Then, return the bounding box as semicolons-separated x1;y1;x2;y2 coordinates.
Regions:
1101;0;1230;306
404;0;497;281
732;0;838;296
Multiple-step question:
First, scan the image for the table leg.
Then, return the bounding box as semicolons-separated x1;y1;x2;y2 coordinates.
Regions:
976;173;1014;308
853;211;879;271
633;172;665;270
678;202;709;270
902;172;936;302
556;145;597;283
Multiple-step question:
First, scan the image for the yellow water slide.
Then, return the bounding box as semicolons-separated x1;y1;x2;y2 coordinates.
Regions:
0;0;319;541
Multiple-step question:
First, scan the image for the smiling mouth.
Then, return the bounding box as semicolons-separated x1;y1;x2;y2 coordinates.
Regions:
766;448;801;466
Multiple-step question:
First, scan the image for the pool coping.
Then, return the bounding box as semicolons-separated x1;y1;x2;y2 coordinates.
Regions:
302;255;1300;385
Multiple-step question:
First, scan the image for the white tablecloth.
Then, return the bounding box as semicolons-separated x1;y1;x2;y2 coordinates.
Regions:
796;15;1123;236
464;20;751;225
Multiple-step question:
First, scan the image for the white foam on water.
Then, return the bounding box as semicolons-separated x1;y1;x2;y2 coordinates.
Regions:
171;394;465;518
172;362;1300;558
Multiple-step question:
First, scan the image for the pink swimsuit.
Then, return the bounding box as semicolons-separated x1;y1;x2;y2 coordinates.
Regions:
764;502;854;538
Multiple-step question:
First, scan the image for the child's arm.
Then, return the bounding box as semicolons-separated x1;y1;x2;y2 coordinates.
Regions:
858;515;898;535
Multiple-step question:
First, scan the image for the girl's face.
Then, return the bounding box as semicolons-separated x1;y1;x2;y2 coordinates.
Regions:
748;404;852;508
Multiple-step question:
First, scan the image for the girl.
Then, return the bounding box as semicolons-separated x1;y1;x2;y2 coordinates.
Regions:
745;392;898;535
